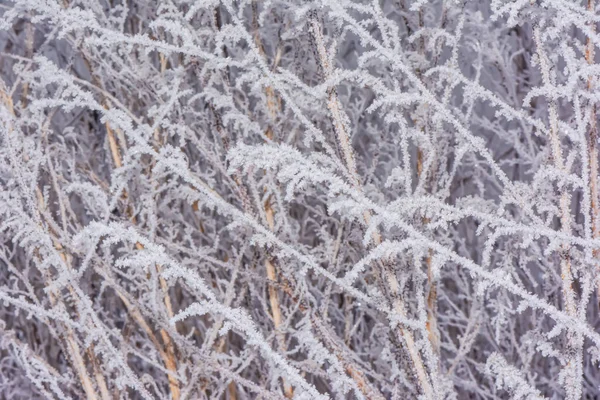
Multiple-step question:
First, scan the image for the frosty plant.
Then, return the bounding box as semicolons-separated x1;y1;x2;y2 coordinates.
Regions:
1;0;600;399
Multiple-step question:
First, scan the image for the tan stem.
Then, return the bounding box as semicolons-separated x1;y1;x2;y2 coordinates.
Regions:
87;347;111;400
36;189;111;400
251;5;293;396
425;250;440;356
105;110;180;400
2;80;102;400
586;0;600;299
418;148;440;357
84;53;180;396
535;28;581;400
311;316;385;400
309;18;434;399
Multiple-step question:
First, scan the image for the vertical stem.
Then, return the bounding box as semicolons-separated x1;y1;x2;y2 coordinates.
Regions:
425;249;440;356
534;28;582;400
418;146;440;357
586;0;600;286
251;3;293;396
96;40;181;396
103;97;181;400
2;80;103;400
309;18;435;399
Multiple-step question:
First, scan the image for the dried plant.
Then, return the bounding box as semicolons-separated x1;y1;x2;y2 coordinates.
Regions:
1;1;600;399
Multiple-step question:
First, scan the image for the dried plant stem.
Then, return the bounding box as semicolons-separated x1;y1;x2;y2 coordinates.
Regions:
36;183;112;400
277;277;386;399
309;18;435;399
107;278;182;389
417;149;441;357
425;249;440;355
1;82;105;400
37;204;104;400
585;0;600;298
88;47;182;399
252;5;293;396
1;13;108;400
311;316;385;400
61;327;99;400
534;28;582;400
104;113;181;400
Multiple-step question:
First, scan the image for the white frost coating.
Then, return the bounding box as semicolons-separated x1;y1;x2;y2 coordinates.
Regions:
0;1;599;399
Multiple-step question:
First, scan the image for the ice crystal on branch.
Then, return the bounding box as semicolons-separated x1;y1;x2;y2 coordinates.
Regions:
1;0;600;399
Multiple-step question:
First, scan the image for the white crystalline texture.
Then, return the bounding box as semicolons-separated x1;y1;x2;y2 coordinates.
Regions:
0;0;599;399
